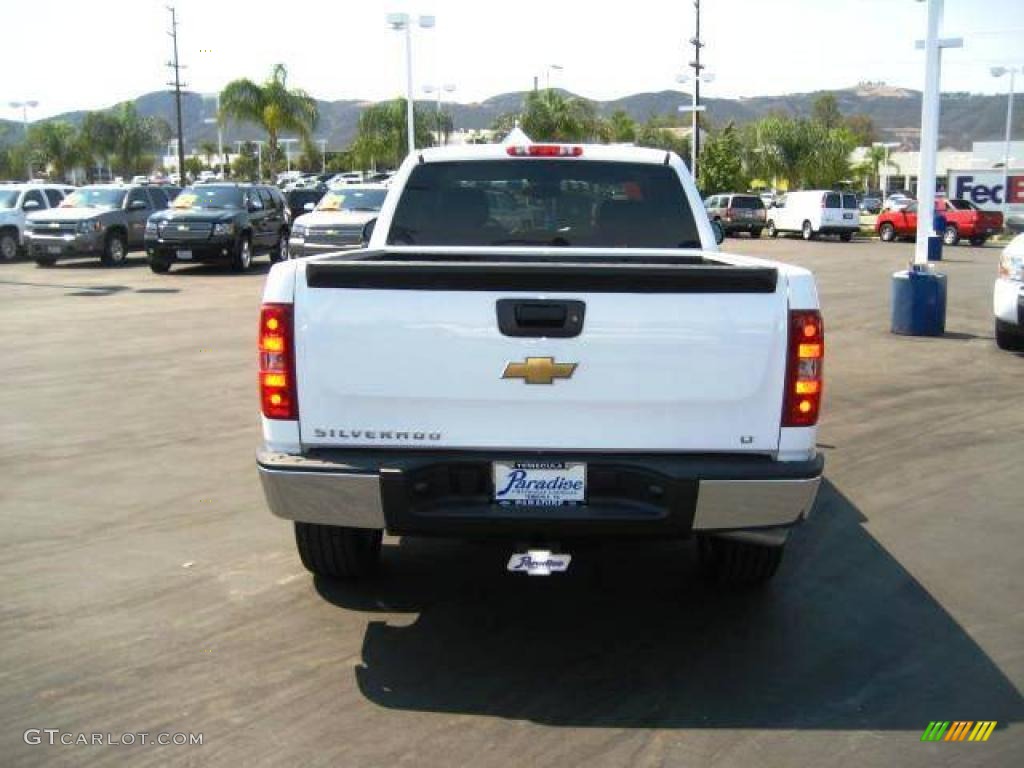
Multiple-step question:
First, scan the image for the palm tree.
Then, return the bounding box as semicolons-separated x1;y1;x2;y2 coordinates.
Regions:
199;140;219;169
79;111;120;180
350;99;434;170
864;144;894;191
27;121;81;181
219;64;319;180
520;89;601;142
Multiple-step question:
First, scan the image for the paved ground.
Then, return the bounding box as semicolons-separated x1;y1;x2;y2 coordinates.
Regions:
2;238;1022;767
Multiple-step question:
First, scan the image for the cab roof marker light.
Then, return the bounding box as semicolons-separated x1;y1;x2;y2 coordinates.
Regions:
505;145;584;157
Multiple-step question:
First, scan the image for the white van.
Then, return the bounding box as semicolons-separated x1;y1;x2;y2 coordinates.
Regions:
767;190;859;241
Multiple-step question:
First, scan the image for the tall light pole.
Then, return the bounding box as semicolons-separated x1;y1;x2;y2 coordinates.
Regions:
204;94;225;178
423;83;456;145
280;138;299;174
872;141;901;194
676;72;714;178
166;6;187;187
912;0;961;265
9;100;38;179
387;12;435;158
689;0;705;174
991;66;1019;221
318;139;327;174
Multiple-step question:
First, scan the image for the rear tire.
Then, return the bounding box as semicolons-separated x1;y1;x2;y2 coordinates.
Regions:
839;232;853;242
34;256;56;267
149;259;171;274
801;220;815;240
943;225;960;246
766;221;778;238
879;222;896;242
969;235;988;247
995;319;1024;351
697;536;785;586
294;522;382;579
100;231;126;266
750;228;763;239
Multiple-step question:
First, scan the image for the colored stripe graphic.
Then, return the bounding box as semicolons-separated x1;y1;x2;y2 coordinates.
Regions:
922;722;950;741
945;722;972;741
968;722;997;742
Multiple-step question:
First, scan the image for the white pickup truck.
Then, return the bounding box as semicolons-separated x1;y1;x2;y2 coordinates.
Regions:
257;142;825;585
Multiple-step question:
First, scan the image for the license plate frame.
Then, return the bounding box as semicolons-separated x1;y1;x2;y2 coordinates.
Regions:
176;249;193;260
843;212;855;220
46;245;62;255
493;461;586;507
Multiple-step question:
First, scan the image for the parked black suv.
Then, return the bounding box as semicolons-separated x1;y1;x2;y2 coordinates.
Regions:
144;183;290;273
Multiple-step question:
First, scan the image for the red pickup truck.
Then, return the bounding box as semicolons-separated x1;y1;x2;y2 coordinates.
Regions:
876;198;1003;246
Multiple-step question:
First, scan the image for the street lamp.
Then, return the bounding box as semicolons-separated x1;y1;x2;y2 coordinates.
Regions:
991;66;1019;222
387;12;435;158
204;94;225;178
9;99;39;179
872;141;901;195
423;83;456;145
317;139;327;174
280;138;299;175
676;73;714;177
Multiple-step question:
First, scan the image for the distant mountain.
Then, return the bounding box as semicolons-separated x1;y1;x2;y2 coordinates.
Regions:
3;84;1018;152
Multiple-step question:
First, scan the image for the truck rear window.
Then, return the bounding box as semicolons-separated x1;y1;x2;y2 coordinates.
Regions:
387;160;701;248
730;196;764;209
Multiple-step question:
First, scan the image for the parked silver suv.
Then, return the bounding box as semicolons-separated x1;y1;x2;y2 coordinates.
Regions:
25;184;170;267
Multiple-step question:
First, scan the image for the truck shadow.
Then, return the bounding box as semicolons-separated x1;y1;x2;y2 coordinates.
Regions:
314;480;1023;731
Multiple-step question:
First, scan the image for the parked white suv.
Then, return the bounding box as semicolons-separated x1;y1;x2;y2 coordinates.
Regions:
767;190;859;241
994;233;1024;351
256;142;826;586
0;184;73;260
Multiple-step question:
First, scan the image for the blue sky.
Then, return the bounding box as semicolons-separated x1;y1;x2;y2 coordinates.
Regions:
2;0;1022;120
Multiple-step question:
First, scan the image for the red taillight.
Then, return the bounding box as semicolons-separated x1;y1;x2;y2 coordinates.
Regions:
259;303;297;420
506;145;583;157
782;309;824;427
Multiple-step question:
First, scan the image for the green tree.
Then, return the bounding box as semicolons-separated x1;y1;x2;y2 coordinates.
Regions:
79;111;121;180
231;141;259;181
605;109;637;143
811;93;842;130
199;140;219;168
26;121;81;181
112;104;168;176
350;98;435;170
183;156;205;181
219;63;319;179
746;115;814;189
803;124;855;188
636;116;690;163
698;122;748;194
844;114;877;146
519;89;602;142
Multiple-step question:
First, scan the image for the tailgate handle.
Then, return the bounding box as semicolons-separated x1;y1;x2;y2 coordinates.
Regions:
497;299;585;338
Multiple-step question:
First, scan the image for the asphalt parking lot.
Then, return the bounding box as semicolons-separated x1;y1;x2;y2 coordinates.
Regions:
2;238;1022;767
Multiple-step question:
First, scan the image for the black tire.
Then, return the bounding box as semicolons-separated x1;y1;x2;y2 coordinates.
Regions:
995;319;1024;351
697;535;785;586
230;235;252;273
270;230;288;263
149;259;171;274
0;230;19;261
969;236;988;247
34;256;56;268
801;220;815;240
766;221;778;238
100;231;127;266
942;224;960;246
879;222;896;242
294;522;382;579
750;228;763;239
839;232;853;242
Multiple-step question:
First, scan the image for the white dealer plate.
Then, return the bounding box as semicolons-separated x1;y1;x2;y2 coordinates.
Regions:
493;461;585;506
47;245;61;254
507;550;572;575
177;250;192;260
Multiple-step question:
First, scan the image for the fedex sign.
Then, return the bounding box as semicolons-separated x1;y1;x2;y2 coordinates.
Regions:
950;170;1024;210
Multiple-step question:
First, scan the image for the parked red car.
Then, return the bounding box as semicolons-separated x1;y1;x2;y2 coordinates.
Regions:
876;198;1003;246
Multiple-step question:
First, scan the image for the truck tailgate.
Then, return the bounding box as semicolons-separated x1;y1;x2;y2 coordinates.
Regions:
293;259;788;453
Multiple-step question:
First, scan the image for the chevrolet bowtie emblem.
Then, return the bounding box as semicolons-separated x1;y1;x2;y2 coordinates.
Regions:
502;357;577;385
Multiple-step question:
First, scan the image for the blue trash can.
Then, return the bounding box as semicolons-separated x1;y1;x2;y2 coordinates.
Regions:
891;267;947;336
